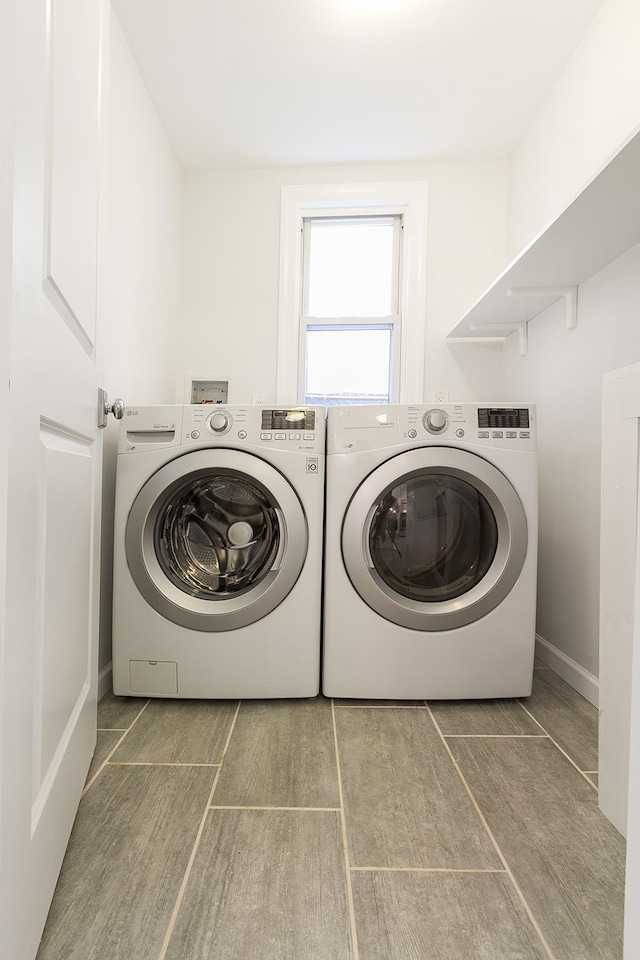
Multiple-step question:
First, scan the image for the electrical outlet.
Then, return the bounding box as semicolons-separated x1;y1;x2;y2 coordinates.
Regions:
433;390;449;403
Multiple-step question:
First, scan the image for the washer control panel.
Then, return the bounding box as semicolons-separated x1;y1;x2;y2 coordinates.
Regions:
182;405;325;452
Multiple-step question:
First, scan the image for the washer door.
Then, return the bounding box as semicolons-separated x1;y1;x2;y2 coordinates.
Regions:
341;447;528;631
126;449;308;631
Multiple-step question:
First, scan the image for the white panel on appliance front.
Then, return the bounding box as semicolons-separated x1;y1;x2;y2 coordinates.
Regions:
33;423;93;813
45;0;102;355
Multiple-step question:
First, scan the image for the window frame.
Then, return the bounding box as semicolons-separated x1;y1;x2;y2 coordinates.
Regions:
277;182;428;406
299;213;402;405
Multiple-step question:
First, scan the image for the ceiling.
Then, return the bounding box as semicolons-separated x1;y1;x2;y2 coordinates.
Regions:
112;0;605;170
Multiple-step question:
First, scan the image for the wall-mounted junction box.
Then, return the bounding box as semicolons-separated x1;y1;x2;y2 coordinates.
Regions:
184;375;230;405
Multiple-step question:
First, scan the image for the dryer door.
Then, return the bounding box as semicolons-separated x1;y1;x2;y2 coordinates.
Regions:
126;449;307;631
341;447;527;630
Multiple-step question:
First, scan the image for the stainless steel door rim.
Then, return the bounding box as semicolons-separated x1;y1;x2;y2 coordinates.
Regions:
341;446;527;631
126;448;308;631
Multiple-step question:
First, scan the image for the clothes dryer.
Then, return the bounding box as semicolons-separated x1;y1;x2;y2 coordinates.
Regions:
112;404;324;698
322;403;538;699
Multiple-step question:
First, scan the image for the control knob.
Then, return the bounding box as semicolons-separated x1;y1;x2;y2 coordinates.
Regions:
423;408;449;434
207;410;232;434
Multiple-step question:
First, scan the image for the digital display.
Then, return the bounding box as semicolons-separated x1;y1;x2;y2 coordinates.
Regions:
478;408;530;429
261;409;316;431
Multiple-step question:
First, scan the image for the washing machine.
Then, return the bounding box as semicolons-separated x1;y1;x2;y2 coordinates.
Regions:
322;403;538;700
112;404;325;699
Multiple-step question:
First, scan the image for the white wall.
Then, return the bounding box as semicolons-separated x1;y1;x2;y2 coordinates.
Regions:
97;10;182;681
180;160;508;406
508;0;640;255
503;243;640;689
500;0;640;695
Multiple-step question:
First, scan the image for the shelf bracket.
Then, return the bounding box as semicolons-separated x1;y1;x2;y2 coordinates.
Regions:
470;322;529;357
507;285;578;330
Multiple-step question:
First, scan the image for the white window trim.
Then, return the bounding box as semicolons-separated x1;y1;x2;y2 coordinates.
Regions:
277;182;428;405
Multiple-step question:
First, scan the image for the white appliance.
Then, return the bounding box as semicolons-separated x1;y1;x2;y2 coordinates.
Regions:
322;403;538;699
112;404;325;698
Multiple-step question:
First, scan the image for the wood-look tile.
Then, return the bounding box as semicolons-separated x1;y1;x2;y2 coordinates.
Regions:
521;667;598;771
352;870;548;960
164;809;353;960
97;690;148;729
85;730;122;785
111;698;238;764
213;697;339;808
450;736;625;960
336;708;499;869
36;765;215;960
428;699;543;736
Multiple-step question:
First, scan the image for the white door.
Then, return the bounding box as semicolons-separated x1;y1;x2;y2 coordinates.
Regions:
0;0;107;957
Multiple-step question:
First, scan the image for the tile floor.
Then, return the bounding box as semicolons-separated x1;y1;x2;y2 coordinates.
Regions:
36;662;625;960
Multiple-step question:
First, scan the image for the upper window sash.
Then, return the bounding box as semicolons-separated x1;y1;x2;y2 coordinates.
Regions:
301;215;402;319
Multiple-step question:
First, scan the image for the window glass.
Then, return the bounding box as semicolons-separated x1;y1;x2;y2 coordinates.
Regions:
305;217;396;318
304;325;392;405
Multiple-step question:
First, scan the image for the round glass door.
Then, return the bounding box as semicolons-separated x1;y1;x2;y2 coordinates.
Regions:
342;447;528;631
126;449;308;631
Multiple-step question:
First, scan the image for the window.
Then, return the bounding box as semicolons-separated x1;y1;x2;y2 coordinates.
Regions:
301;215;401;405
277;182;428;406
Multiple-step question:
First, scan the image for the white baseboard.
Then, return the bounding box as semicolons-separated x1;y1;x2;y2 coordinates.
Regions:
535;634;599;708
98;661;113;702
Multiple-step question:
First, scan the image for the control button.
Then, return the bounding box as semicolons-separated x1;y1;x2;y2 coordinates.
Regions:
303;433;315;440
275;432;286;440
237;430;247;439
492;431;504;438
478;431;490;438
455;429;465;438
423;408;449;434
289;433;301;440
519;431;531;439
407;429;418;439
190;430;200;439
208;411;232;434
506;431;517;439
260;432;272;440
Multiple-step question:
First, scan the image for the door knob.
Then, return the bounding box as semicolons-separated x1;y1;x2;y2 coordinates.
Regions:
98;388;125;429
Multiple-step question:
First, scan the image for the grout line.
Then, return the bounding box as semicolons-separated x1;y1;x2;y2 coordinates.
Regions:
443;734;549;739
82;699;152;798
583;771;598;775
97;727;128;732
206;700;242;808
518;702;599;791
331;699;360;960
425;703;556;960
108;762;221;767
210;805;341;812
349;866;508;874
157;701;242;960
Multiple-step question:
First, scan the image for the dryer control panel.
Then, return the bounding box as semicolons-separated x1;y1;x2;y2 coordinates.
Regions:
326;403;536;453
